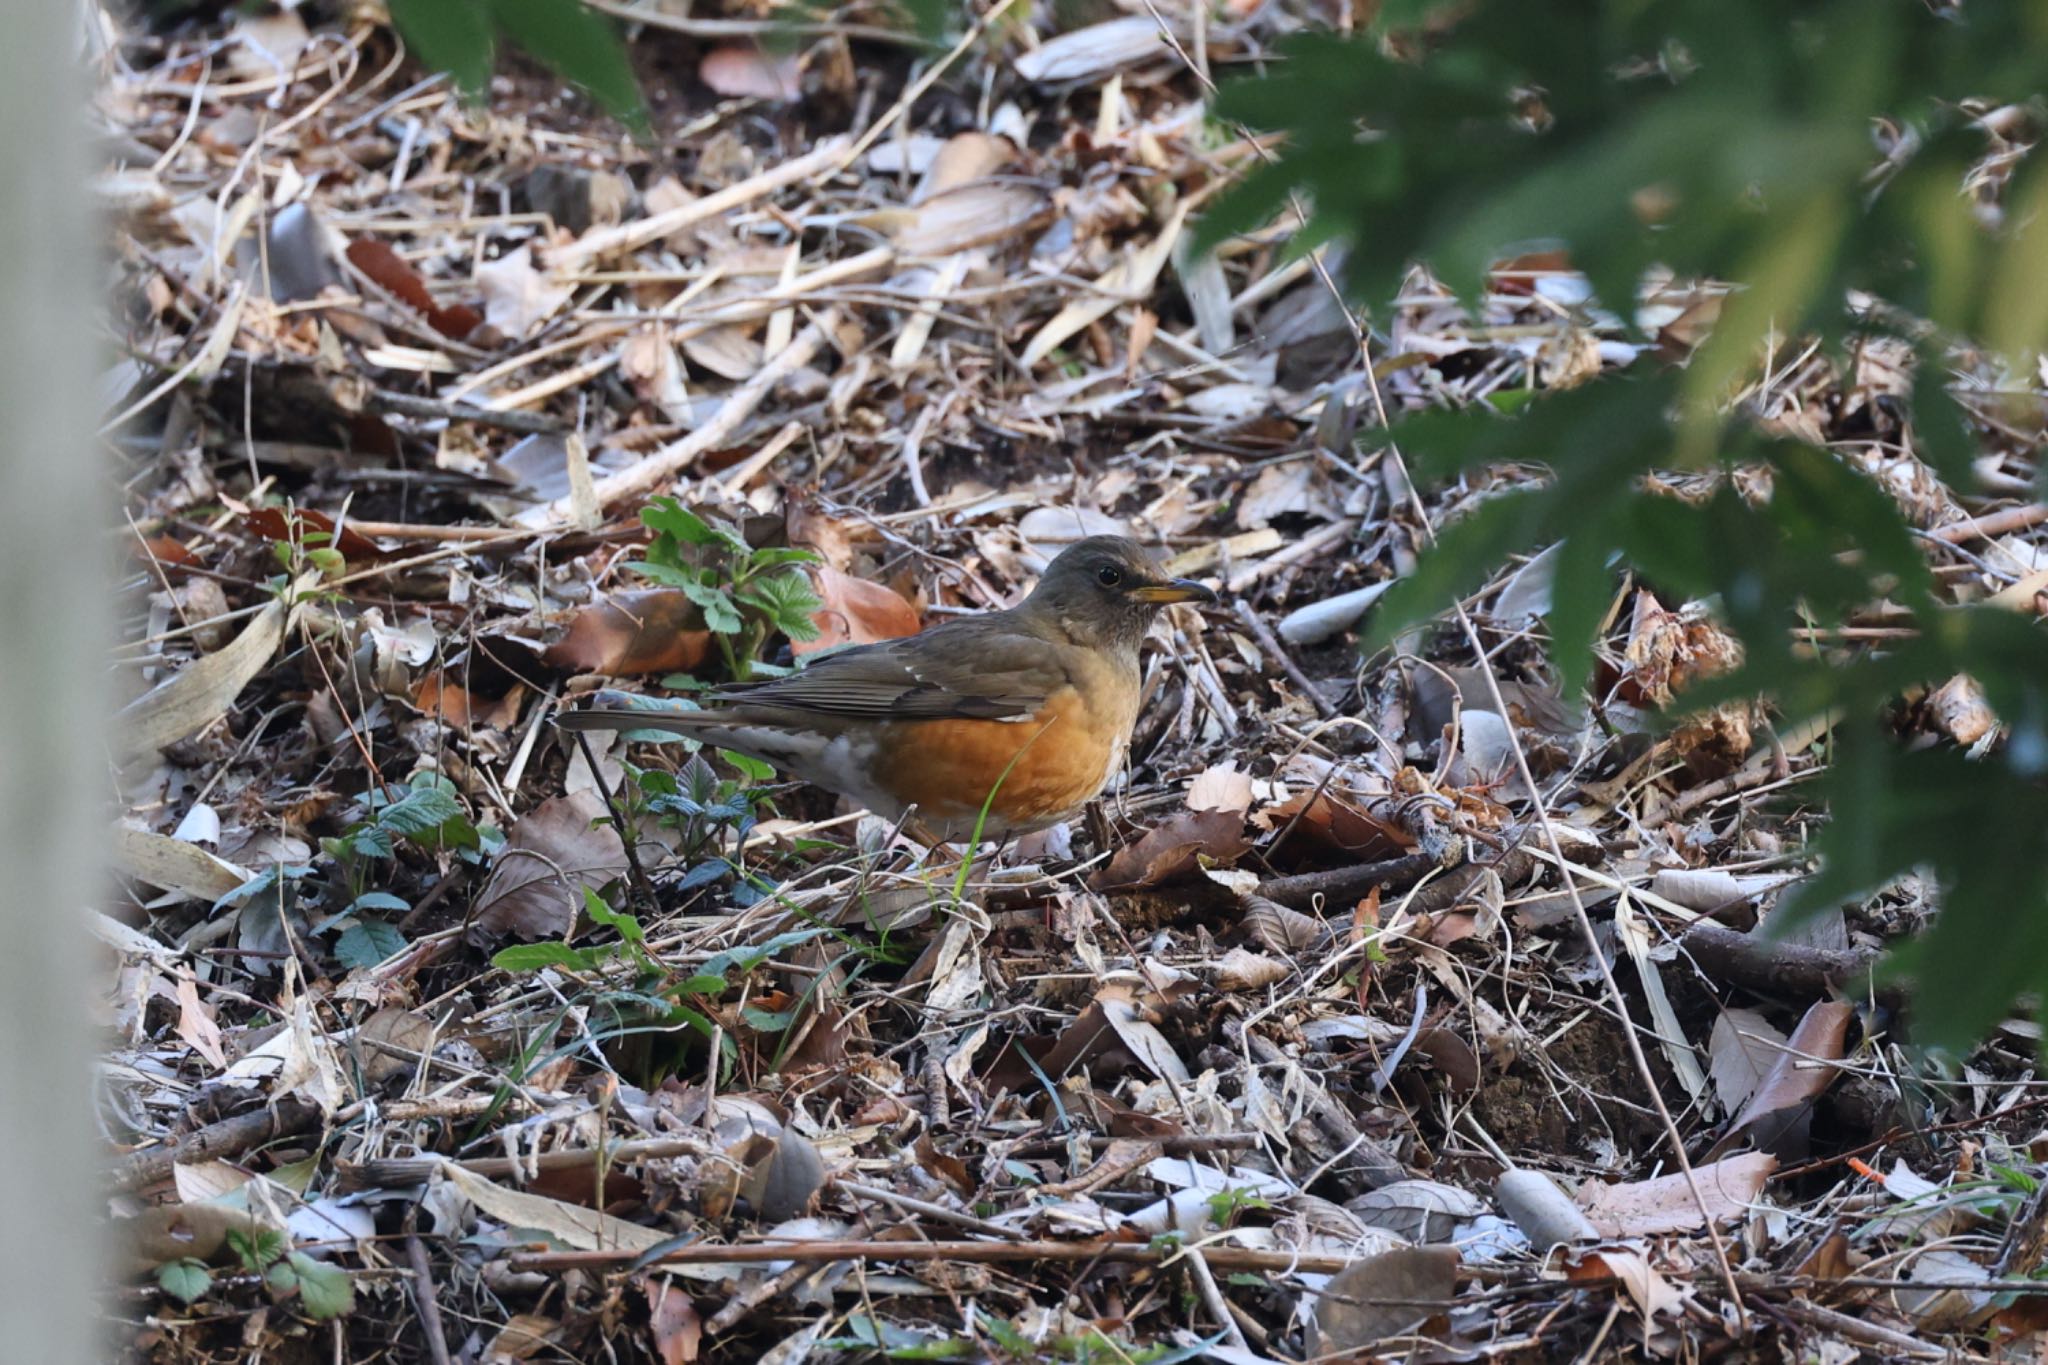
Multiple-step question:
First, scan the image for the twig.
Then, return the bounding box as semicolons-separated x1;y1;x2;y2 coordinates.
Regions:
572;732;660;916
1679;920;1897;1007
404;1231;455;1365
107;1097;322;1193
1928;502;2048;543
370;387;563;435
511;1236;1366;1276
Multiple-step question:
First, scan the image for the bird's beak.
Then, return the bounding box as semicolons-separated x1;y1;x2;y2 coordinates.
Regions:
1131;577;1219;605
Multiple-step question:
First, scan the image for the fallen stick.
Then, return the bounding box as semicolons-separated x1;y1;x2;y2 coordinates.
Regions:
511;1236;1361;1276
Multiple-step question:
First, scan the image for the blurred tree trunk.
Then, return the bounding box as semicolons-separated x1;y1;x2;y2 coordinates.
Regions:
0;1;105;1356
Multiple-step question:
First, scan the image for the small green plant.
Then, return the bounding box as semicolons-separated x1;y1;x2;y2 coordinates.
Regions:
317;772;491;969
627;499;824;682
491;885;828;1063
217;1226;355;1321
1204;1185;1273;1229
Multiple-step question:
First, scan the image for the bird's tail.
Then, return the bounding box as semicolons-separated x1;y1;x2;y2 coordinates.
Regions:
554;691;727;736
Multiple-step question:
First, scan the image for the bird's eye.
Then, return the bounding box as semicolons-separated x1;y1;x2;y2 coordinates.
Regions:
1096;564;1124;587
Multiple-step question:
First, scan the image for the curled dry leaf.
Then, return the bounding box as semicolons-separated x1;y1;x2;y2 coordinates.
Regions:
543;589;713;677
794;565;921;657
1707;1007;1786;1113
1255;789;1406;860
914;132;1018;203
1214;946;1288;992
1708;999;1852;1161
1091;808;1250;890
699;44;802;103
1013;17;1169;84
117;596;290;761
893;180;1053;258
1556;1245;1689;1320
1929;674;1998;746
472;791;630;941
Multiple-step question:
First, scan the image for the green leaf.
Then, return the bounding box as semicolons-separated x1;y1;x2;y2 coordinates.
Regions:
375;786;465;836
228;1226;287;1273
157;1258;213;1305
739;570;826;641
741;1004;798;1032
487;0;648;131
677;972;729;997
335;919;408;970
640;498;750;553
580;886;644;944
718;750;775;782
388;0;495;100
287;1252;356;1320
348;891;410;914
678;576;744;634
493;942;602;973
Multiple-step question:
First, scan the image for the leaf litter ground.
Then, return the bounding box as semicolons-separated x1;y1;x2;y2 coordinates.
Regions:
93;2;2048;1361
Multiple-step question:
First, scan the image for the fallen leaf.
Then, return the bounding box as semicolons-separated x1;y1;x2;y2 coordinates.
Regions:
1186;761;1254;816
242;506;386;561
1314;1245;1460;1352
1707;1007;1786;1113
1014;17;1168;84
1254;790;1405;860
700;44;802;102
476;244;574;341
1709;1000;1852;1160
117;596;291;761
543;590;713;676
472;792;630;940
894;180;1053;257
1091;809;1250;890
1577;1152;1776;1237
1557;1245;1688;1319
640;1276;703;1365
795;566;921;656
345;238;479;339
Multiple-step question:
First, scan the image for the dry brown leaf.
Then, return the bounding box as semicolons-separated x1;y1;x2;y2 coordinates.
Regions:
1577;1152;1775;1237
476;244;573;341
1709;999;1852;1160
795;566;921;657
1557;1245;1689;1319
111;826;252;902
1020;203;1187;368
543;590;713;677
1707;1007;1786;1113
116;596;290;761
1214;946;1288;992
699;44;802;102
1314;1246;1460;1352
1186;761;1254;816
914;132;1018;203
894;181;1053;257
640;1276;703;1365
1254;790;1406;860
472;792;630;941
1091;808;1250;890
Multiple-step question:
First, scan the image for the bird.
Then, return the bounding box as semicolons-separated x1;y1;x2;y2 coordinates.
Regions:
556;535;1217;844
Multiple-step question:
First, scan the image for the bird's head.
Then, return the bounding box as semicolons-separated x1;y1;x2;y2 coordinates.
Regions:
1024;535;1218;652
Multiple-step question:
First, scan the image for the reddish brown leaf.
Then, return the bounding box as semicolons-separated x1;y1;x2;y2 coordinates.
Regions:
344;237;480;340
134;533;201;571
1257;790;1406;861
1091;809;1251;890
543;590;714;677
242;507;386;561
699;44;802;102
411;672;526;729
794;565;921;657
1709;999;1852;1160
639;1277;702;1365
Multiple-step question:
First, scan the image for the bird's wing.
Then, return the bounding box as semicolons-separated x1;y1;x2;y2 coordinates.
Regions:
711;618;1069;722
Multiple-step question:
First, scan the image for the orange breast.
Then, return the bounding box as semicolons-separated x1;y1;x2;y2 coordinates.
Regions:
868;686;1128;833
